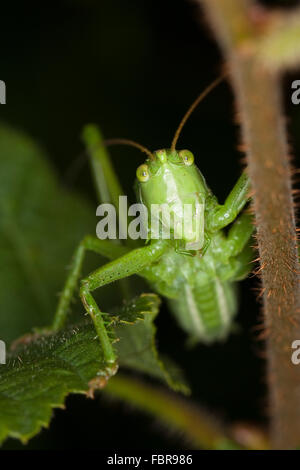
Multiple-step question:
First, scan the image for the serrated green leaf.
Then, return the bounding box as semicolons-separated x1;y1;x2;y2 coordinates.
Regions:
0;125;189;446
116;294;190;395
0;294;166;444
0;322;106;444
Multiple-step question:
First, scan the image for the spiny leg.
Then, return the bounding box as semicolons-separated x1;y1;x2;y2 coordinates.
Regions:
207;173;251;232
54;124;130;331
79;240;168;365
52;236;130;331
11;236;130;351
83;124;138;298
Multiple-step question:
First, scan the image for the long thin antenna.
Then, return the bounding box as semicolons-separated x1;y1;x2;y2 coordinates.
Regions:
171;74;226;152
103;138;154;160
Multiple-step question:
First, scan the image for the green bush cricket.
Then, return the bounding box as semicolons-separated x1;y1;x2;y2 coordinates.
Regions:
49;76;254;377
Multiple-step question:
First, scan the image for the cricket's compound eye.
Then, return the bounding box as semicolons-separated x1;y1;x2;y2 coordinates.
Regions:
179;150;194;166
136;164;150;182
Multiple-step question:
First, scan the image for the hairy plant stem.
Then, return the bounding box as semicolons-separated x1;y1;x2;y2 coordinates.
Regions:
199;0;300;449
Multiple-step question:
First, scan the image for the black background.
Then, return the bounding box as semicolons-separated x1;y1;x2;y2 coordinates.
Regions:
1;0;300;449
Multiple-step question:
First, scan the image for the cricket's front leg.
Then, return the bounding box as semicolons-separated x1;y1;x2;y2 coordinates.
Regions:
14;240;168;372
52;236;130;331
79;240;168;367
9;236;130;352
207;173;251;232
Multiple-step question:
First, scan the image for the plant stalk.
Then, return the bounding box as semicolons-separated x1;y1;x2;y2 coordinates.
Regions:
199;0;300;449
105;374;265;449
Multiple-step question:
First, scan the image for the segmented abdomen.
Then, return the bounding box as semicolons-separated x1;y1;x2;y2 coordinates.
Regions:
168;278;237;343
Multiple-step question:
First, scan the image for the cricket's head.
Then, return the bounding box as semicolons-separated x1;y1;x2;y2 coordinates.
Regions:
100;77;224;250
133;76;225;250
136;149;208;250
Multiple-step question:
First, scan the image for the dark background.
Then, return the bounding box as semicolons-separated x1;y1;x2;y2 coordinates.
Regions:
1;0;300;450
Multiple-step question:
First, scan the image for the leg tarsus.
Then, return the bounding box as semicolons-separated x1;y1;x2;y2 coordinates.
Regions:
87;366;118;398
80;283;117;366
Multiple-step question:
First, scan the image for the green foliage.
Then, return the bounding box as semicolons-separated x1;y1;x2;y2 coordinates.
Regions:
116;296;189;394
0;125;188;445
0;294;173;444
0;124;96;342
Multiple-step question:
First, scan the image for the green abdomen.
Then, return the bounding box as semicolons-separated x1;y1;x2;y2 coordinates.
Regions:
168;279;238;343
